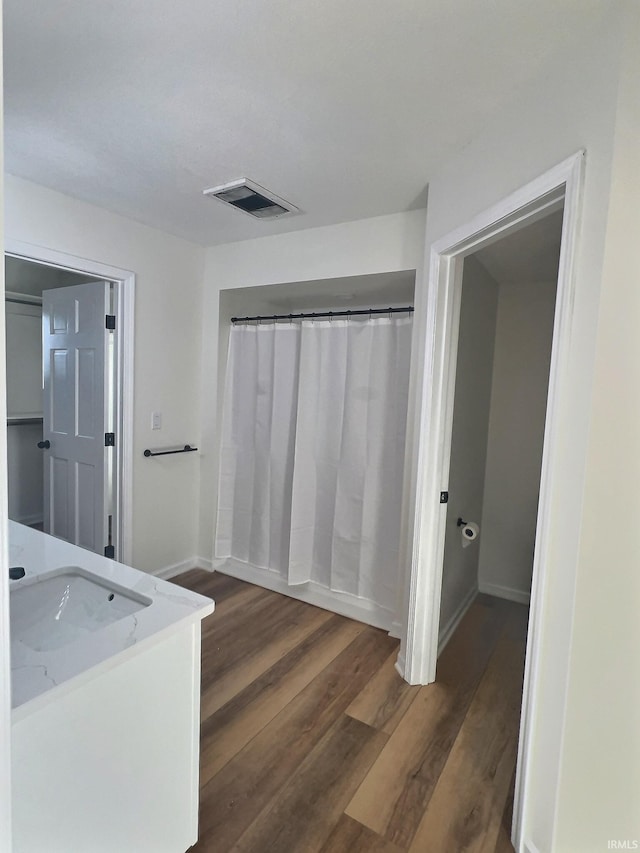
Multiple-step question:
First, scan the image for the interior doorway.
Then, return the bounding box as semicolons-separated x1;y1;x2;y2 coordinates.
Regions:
437;209;562;842
4;247;135;563
438;209;562;652
404;152;585;849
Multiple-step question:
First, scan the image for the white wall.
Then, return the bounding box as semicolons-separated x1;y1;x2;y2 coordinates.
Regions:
6;298;43;526
4;175;205;573
7;425;43;526
439;256;497;643
554;7;640;847
198;210;426;566
402;6;635;849
478;278;556;601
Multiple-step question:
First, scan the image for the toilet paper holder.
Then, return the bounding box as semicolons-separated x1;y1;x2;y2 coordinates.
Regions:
457;517;467;527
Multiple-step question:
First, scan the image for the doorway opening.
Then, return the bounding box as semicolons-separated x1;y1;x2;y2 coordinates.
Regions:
439;208;562;648
437;206;563;841
4;245;135;563
403;152;584;849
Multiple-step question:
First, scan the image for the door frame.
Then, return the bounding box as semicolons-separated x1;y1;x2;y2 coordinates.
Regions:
4;239;135;564
403;151;585;847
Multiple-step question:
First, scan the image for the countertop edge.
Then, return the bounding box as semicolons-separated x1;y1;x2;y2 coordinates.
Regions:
11;601;214;724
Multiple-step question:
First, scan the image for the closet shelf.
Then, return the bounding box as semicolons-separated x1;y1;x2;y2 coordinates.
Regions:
7;416;43;426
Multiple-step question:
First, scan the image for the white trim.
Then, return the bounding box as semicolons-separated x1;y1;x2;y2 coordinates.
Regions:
5;291;42;306
152;557;201;581
187;622;202;847
388;620;403;639
438;585;477;655
0;173;14;852
112;276;135;566
478;582;531;606
4;240;135;565
404;152;585;851
522;841;542;853
214;557;394;631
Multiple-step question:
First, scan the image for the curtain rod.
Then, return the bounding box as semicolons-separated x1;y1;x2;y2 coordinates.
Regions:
230;306;414;323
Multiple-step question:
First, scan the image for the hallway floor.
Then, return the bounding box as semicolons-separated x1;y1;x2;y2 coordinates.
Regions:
171;570;527;852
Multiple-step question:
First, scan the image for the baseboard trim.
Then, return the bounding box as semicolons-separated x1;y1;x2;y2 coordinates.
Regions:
152;557;200;580
394;650;407;680
388;620;403;640
214;557;393;631
438;585;477;655
522;840;541;853
479;581;531;605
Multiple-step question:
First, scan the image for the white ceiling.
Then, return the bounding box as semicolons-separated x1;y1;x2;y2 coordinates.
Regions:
473;209;564;287
4;1;614;247
5;256;101;297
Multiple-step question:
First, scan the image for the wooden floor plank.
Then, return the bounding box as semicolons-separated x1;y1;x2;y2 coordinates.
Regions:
199;614;366;783
200;590;319;691
346;648;421;734
169;568;244;600
493;824;515;853
170;569;527;853
201;582;266;632
408;611;527;853
345;598;510;848
493;766;517;853
318;815;405;853
231;715;387;852
200;602;333;721
194;627;397;851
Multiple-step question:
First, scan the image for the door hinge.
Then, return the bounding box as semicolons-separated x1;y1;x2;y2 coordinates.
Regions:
105;314;116;330
105;432;115;447
440;491;449;504
104;515;114;558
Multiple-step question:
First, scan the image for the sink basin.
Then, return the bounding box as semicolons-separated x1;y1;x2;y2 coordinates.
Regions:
10;567;152;652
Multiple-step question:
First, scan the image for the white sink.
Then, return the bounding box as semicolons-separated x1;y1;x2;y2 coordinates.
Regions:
10;566;152;652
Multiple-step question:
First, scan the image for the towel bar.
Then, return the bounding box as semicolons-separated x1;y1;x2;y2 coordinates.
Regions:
143;444;197;458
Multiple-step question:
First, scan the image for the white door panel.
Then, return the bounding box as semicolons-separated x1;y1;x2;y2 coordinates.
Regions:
42;282;111;554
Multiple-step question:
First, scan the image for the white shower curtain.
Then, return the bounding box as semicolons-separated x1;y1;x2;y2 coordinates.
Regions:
215;315;412;614
215;322;301;575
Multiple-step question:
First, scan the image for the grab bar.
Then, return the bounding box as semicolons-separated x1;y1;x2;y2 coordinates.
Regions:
143;444;198;458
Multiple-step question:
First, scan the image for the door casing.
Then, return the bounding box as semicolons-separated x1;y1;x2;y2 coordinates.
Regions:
400;151;585;850
5;240;135;564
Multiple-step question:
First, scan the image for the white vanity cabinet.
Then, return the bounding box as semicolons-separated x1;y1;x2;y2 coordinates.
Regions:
9;522;214;853
12;624;202;853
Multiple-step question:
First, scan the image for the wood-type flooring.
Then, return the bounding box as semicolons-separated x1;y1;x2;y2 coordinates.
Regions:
170;569;528;853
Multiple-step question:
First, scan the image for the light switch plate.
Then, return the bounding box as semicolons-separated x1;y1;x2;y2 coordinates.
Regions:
151;411;162;430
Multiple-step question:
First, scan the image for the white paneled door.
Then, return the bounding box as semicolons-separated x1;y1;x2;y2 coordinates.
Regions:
41;282;113;555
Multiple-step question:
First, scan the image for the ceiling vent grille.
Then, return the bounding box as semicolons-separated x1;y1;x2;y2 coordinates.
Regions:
202;178;299;220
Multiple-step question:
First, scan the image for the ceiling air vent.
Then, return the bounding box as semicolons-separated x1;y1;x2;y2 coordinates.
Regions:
202;178;299;220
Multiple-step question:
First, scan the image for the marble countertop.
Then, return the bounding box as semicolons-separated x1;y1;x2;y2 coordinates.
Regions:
9;522;214;720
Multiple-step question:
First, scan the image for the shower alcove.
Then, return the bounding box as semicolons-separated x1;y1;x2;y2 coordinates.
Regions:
211;270;416;635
